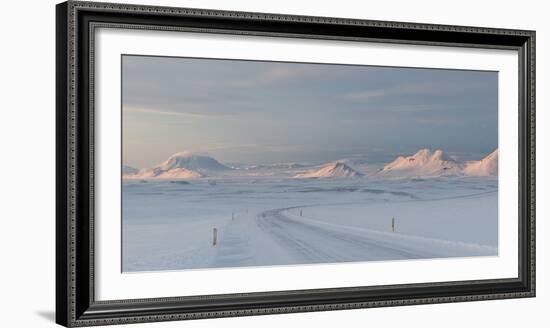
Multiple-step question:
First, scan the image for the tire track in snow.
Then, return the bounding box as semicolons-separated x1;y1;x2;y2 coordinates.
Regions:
256;207;436;264
257;210;342;263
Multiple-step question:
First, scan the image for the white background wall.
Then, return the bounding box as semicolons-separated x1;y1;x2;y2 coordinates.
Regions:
0;0;546;327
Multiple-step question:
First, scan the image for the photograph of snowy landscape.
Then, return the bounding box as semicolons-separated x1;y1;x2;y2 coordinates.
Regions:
121;55;499;272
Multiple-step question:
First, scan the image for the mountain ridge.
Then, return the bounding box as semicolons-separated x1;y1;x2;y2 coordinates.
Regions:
378;148;498;178
294;162;363;178
123;151;228;179
463;149;498;176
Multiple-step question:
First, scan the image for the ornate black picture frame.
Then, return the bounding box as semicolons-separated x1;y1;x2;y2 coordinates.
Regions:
56;1;535;326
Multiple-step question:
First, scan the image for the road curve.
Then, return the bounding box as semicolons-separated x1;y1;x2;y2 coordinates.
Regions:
256;207;438;264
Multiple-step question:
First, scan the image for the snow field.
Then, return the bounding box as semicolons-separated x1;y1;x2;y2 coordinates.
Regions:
123;176;498;272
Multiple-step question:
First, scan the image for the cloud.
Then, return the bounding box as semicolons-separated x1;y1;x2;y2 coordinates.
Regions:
228;65;330;88
189;142;315;156
123;106;235;120
340;76;494;104
341;82;453;102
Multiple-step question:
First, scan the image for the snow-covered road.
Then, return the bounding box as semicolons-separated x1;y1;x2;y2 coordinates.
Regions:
209;200;497;269
256;207;427;263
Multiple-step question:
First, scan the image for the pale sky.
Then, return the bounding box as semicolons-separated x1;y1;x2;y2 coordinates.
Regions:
122;55;498;169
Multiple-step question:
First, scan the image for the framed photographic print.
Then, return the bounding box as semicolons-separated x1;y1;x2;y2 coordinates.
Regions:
56;1;535;326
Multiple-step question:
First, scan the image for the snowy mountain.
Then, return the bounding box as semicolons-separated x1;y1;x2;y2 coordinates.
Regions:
155;168;205;179
156;151;230;173
294;162;363;178
123;151;229;179
122;165;139;176
463;149;498;176
334;158;378;175
128;166;205;179
379;149;462;178
121;149;499;180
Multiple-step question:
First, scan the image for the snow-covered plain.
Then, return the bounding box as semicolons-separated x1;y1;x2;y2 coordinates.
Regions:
122;170;498;272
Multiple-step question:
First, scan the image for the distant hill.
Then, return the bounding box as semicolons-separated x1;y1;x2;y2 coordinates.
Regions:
155;151;229;173
378;149;462;178
122;165;139;176
294;162;363;178
122;149;499;180
123;151;230;179
463;149;498;176
377;148;499;178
